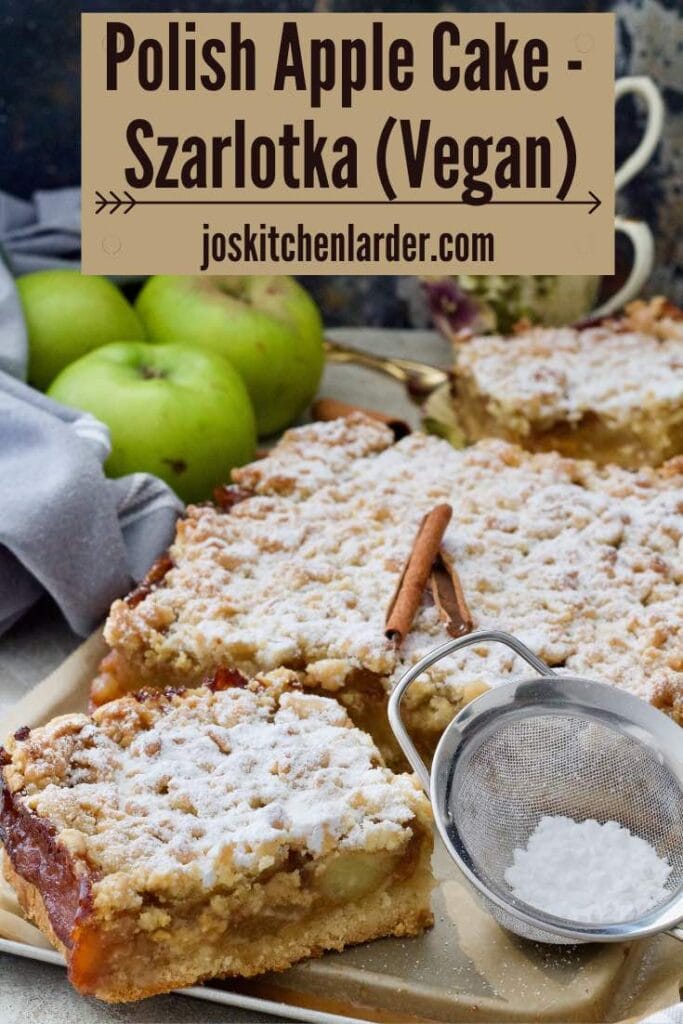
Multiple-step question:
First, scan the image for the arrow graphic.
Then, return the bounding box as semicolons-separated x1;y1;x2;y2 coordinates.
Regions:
588;190;601;215
95;190;136;215
95;190;602;214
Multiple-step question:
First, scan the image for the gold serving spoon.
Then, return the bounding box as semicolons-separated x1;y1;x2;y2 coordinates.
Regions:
324;338;449;404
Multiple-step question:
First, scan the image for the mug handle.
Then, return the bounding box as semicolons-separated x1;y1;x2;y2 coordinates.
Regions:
590;217;655;318
615;76;665;192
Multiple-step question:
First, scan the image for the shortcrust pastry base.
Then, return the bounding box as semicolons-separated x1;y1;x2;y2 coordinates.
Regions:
3;849;433;1004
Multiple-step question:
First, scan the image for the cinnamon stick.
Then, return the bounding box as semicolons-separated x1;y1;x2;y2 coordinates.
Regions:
312;398;410;441
431;551;474;638
385;504;453;644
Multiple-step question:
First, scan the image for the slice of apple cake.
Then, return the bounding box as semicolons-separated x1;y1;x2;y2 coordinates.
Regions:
94;413;683;761
0;668;433;1002
450;298;683;468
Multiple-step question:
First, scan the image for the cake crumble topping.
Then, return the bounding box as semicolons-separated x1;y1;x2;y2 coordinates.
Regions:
4;673;427;909
104;416;683;722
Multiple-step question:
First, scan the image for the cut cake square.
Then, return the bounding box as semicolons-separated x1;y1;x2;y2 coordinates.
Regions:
0;669;433;1002
94;414;683;759
450;299;683;468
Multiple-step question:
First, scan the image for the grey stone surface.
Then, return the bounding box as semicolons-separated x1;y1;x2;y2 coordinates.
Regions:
0;955;274;1023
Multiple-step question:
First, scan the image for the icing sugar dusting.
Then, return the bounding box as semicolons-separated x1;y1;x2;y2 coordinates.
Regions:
454;324;683;424
505;816;672;924
12;680;427;903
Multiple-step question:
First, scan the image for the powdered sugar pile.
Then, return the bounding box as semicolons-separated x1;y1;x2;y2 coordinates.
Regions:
505;816;672;923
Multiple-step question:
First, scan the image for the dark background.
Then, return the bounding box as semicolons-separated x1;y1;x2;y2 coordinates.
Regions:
1;0;681;323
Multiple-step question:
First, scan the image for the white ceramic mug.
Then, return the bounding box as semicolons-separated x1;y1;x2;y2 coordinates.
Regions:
590;215;655;318
614;76;665;194
591;76;664;317
442;77;664;329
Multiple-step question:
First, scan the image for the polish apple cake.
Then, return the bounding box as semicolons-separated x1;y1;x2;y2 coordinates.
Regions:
450;298;683;468
94;413;683;761
0;669;433;1002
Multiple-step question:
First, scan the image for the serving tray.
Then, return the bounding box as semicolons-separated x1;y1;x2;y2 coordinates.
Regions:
1;632;681;1022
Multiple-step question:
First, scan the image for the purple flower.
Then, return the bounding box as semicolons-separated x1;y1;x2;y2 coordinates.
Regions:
421;277;484;338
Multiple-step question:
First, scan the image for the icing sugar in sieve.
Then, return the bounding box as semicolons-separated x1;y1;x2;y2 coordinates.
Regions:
389;629;683;945
505;815;673;924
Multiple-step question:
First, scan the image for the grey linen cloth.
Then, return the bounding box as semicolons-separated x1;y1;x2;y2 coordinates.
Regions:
0;369;182;637
0;187;81;378
0;192;183;637
0;188;81;276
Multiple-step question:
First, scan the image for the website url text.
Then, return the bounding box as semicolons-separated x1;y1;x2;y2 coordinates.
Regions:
200;221;495;270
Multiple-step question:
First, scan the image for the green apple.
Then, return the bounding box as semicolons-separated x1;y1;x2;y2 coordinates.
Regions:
17;270;146;391
48;341;256;503
135;275;324;436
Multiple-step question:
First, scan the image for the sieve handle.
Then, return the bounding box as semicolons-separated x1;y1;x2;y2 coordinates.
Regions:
388;629;555;791
667;925;683;942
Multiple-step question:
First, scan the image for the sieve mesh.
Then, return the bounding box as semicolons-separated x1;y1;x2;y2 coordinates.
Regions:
448;712;683;943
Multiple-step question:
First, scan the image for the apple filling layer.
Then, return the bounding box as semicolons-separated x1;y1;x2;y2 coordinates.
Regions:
450;378;683;470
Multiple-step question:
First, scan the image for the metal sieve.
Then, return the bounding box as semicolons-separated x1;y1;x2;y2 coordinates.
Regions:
388;630;683;944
